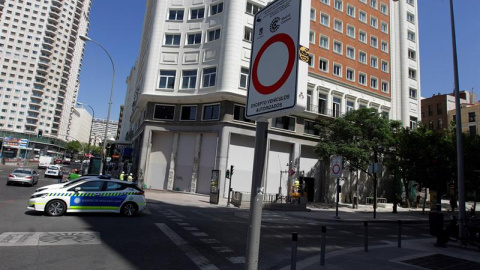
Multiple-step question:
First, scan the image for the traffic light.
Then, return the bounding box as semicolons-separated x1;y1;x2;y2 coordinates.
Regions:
37;129;43;138
225;170;230;179
230;165;234;176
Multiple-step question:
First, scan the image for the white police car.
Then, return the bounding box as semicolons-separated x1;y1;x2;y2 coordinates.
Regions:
28;178;147;217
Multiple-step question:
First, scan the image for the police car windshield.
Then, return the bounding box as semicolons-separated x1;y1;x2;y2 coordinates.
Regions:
62;178;88;187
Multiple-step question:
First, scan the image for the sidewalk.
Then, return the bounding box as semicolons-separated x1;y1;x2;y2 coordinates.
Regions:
145;190;480;270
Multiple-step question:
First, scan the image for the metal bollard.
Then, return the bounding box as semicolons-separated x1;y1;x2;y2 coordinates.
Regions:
320;226;326;266
364;221;368;252
398;220;402;248
291;232;298;270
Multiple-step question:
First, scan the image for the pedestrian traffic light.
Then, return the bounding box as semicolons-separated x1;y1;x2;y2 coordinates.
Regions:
230;165;234;176
37;129;43;138
226;170;230;179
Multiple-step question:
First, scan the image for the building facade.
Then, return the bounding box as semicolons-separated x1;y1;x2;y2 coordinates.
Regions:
90;118;118;146
120;0;421;202
0;0;91;142
68;106;91;143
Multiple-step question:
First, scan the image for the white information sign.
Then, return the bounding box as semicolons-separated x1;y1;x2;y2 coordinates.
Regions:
246;0;310;120
331;156;343;178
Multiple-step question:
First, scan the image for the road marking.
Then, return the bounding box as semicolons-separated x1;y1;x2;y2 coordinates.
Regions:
0;232;101;246
183;227;199;231
156;223;218;270
178;223;190;226
172;219;183;222
227;257;246;264
167;209;186;218
192;232;209;237
199;239;220;244
212;247;233;253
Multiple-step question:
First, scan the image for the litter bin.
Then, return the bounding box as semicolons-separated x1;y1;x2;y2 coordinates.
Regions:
353;196;358;209
429;211;444;236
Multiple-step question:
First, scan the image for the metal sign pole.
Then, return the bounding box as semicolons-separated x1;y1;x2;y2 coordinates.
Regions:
245;120;268;270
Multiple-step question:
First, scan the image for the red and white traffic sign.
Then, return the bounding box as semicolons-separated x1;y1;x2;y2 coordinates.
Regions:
331;156;343;178
246;0;310;120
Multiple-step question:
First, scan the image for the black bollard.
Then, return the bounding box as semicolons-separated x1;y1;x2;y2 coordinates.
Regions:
291;232;298;270
398;220;402;248
320;226;326;266
364;221;368;252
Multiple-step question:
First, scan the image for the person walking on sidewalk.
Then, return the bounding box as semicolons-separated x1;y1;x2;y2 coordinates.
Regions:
127;173;133;182
119;171;125;181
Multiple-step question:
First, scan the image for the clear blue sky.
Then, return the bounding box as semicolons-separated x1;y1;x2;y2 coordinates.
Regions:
77;0;480;120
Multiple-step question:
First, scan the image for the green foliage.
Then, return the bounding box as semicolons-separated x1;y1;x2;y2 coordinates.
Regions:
90;145;102;155
65;140;82;153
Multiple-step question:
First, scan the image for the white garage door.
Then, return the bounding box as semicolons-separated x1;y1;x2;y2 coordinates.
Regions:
266;140;292;196
227;133;255;193
146;132;173;190
196;133;217;195
175;133;196;192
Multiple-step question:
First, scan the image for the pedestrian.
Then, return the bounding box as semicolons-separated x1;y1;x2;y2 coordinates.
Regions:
58;170;64;183
119;171;125;181
127;173;133;182
450;196;458;213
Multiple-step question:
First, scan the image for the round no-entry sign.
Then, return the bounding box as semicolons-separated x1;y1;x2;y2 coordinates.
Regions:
252;33;295;95
332;164;341;175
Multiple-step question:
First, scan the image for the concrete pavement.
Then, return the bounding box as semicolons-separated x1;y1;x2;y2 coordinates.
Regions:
145;190;480;270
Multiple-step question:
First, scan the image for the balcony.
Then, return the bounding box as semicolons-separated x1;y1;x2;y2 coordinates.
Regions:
28;106;41;112
25;122;37;127
53;117;61;124
48;17;58;26
27;113;39;119
49;10;60;20
305;104;342;118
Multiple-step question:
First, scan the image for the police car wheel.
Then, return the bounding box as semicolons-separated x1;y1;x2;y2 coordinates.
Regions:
45;200;66;216
121;202;138;217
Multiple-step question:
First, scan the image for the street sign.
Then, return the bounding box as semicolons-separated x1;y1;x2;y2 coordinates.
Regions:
331;156;343;178
19;139;29;148
246;0;310;120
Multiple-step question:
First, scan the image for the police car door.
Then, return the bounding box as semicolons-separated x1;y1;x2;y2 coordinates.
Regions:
102;181;129;212
69;180;105;211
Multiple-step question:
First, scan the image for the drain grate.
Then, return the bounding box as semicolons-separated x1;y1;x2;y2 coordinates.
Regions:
402;254;480;270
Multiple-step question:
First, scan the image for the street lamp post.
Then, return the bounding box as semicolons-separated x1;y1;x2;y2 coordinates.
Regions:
76;102;95;155
79;35;115;175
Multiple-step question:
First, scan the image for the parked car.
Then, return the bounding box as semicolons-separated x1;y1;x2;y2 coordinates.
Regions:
54;159;62;164
28;178;146;216
44;165;63;178
63;158;71;164
6;168;39;186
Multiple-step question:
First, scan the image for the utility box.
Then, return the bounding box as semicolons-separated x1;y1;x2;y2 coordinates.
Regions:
88;157;102;175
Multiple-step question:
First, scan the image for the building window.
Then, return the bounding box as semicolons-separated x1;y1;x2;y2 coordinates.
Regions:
380;22;388;33
370;36;378;48
347;25;355;38
381;41;388;53
182;70;197;89
234;105;253;123
407;12;415;23
469;126;476;136
408;49;416;60
169;9;184;21
381;60;388;72
334;0;343;11
319;58;329;72
159;70;176;89
319;35;329;49
408;31;416;42
359;51;367;64
359;11;367;23
165;34;181;46
203;67;217;87
320;13;330;27
359;31;367;43
333;41;342;54
321;0;330;5
318;93;327;114
190;7;205;20
370;0;377;9
469;112;476;122
334;19;343;32
346;68;355;81
359;73;366;85
381;81;389;93
346;46;355;59
304;120;319;136
347;100;355;112
308;54;314;68
154;104;175;120
437;103;443;115
246;2;262;15
409;88;417;99
272;116;295;131
310;8;316;21
380;3;388;14
347;5;355;17
438;119;443;129
333;97;341;118
211;2;224;15
202;104;220;120
244;27;253;42
208;28;221;42
408;68;417;80
333;63;342;77
370;16;378;28
370;77;378;89
187;32;202;45
180;105;197;121
370;56;378;68
309;30;315;44
240;67;249;88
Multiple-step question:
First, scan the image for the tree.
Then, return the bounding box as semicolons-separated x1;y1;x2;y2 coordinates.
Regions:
65;140;82;154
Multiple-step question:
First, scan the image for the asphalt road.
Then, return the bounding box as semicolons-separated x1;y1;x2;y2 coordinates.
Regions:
0;164;431;270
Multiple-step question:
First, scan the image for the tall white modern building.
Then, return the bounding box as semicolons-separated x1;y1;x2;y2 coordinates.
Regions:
0;0;92;140
120;0;421;202
90;118;118;146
